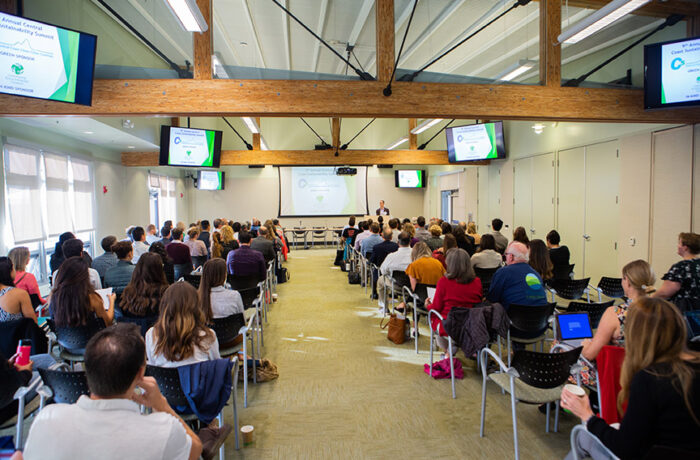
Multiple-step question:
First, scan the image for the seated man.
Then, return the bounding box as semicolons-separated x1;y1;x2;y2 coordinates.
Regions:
23;323;205;460
360;223;382;258
227;231;266;281
487;241;548;311
250;226;275;264
353;221;371;252
145;224;160;245
370;228;398;268
91;235;118;282
490;218;509;254
377;232;413;307
104;241;135;295
131;227;149;264
414;216;430;242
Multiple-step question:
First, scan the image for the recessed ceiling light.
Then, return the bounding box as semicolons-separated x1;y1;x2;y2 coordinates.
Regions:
83;131;94;134
240;41;248;46
127;146;136;149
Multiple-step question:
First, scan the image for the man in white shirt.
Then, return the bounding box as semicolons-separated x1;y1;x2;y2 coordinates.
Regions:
60;238;102;290
23;323;203;460
377;231;413;308
131;226;149;264
145;224;160;245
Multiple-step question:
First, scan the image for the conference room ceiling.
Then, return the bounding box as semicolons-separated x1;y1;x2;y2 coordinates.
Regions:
92;0;671;83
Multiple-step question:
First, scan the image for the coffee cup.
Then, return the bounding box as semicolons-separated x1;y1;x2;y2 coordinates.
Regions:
564;383;586;397
241;425;254;446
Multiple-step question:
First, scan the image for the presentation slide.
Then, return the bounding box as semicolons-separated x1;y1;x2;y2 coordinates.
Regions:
397;170;423;188
660;37;700;105
448;123;502;162
168;127;217;167
198;171;223;190
278;167;368;216
0;12;94;104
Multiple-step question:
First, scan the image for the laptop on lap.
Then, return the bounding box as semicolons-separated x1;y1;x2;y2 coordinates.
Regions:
556;312;593;347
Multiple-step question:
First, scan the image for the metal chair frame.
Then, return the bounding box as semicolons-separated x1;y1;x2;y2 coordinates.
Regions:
310;227;328;247
428;309;456;399
211;312;257;408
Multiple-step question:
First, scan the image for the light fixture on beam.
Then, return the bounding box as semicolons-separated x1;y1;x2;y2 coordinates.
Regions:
212;53;230;79
241;117;260;134
164;0;208;33
260;137;269;150
384;137;408;150
557;0;651;44
410;119;443;135
496;59;537;81
532;123;545;134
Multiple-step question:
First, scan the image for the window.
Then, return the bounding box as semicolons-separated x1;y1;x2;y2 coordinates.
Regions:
148;173;177;229
2;142;96;283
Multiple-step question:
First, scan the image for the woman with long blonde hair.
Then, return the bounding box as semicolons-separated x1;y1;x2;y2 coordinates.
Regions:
219;225;239;261
562;296;700;459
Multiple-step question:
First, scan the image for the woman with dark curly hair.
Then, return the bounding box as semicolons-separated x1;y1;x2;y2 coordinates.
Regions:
120;253;169;317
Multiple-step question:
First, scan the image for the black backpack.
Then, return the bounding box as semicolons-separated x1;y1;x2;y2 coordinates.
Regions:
276;267;289;284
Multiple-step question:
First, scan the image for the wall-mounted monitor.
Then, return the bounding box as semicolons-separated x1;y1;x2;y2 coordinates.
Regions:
197;170;225;190
394;169;426;188
445;121;506;163
645;36;700;110
0;12;97;105
159;126;223;168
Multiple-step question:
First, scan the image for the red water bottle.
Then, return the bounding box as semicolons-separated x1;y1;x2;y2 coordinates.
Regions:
15;339;31;366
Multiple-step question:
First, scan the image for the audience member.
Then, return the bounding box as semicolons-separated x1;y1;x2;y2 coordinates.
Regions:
467;222;481;245
131;227;149;264
219;225;239;260
427;249;482;353
163;220;174;232
425;225;443;252
124;225;136;242
23;323;204;460
341;217;360;248
61;238;102;290
370;228;399;269
432;234;457;268
149;242;175;284
166;228;193;280
198;220;211;254
176;221;186;233
354;221;372;251
51;257;114;327
159;226;172;246
414;216;430;242
470;234;502;269
490;218;509;254
104;241;136;295
251;226;275;264
0;257;36;323
8;246;46;305
146;282;220;367
0;350;34;425
453;226;476;256
440;222;452;240
184;227;208;268
655;232;700;310
119;253;168;318
562;297;700;459
199;259;244;323
512;226;530;246
406;242;446;290
388;218;400;243
91;236;118;281
528;239;553;283
227;231;266;281
546;230;570;278
232;222;242;240
145;224;160;245
49;231;75;273
487;241;547;311
361;223;382;258
402;222;419;247
377;232;413;306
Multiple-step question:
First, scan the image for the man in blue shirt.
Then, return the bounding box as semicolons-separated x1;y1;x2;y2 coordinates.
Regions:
361;223;383;258
487;241;547;310
227;231;266;281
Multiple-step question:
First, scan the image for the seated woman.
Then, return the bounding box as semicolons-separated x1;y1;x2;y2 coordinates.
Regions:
198;259;244;322
453;226;475;256
402;222;419;248
425;225;443;252
119;253;168;318
148;242;174;284
48;231;75;274
8;247;46;305
655;232;700;311
426;249;482;353
470;234;502;270
562;296;700;459
546;229;570;278
51;257;115;327
184;227;208;268
570;259;655;386
0;257;37;323
528;239;553;284
467;222;481;246
145;282;220;367
219;225;239;261
395;242;446;315
512;226;530;246
432;234;457;268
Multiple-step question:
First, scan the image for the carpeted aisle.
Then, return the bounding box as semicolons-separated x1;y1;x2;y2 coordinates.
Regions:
225;248;574;459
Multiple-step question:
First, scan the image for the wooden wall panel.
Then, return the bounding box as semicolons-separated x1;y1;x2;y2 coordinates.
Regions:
375;0;394;82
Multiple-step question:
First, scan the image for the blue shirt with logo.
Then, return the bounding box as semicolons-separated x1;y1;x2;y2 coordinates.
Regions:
487;262;548;310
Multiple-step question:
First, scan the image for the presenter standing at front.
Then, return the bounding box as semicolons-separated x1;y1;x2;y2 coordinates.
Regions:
376;200;390;216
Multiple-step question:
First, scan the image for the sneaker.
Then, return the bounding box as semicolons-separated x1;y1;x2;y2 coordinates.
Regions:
378;299;385;308
199;424;233;460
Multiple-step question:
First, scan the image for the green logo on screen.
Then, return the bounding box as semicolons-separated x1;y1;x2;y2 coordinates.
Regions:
11;63;23;75
186;150;192;156
525;273;542;290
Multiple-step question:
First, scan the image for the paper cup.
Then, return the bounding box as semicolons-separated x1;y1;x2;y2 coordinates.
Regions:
564;383;585;397
241;425;254;446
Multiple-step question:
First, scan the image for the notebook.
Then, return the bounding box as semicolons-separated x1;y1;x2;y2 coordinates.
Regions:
556;312;593;347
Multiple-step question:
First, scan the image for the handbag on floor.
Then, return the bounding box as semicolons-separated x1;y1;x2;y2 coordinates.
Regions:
276;267;289;284
348;270;361;285
380;312;409;345
423;357;464;379
238;358;279;382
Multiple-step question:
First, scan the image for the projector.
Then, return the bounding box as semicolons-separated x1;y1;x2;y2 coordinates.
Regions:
336;167;357;176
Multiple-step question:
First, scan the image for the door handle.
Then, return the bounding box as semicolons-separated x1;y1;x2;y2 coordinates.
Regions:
530;228;535;234
583;234;590;241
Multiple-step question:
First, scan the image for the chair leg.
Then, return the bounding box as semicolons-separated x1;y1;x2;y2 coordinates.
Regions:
414;306;419;354
545;402;550;433
448;337;455;399
15;396;25;449
507;331;512;366
232;358;240;450
554;400;560;433
429;328;434;377
480;361;488;437
510;378;520;460
243;334;248;408
217;411;226;459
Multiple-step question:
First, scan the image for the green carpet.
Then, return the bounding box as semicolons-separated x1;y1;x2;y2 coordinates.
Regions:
225;249;575;459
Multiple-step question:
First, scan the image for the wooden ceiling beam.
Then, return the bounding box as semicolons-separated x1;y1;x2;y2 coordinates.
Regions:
193;0;212;80
121;149;486;167
3;79;700;123
532;0;700;18
408;119;417;150
332;118;341;149
376;0;395;82
540;0;561;88
252;117;261;150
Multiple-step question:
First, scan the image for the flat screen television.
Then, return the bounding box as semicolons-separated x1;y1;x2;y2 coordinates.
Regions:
644;36;700;110
197;170;225;190
159;126;223;168
0;12;97;105
445;121;506;163
395;170;426;188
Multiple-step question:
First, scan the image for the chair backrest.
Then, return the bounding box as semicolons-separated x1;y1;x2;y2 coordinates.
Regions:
184;273;201;288
211;313;246;345
29;294;43;310
227;274;262;309
145;365;189;407
549;277;591;300
507;302;556;337
37;368;90;404
116;314;159;337
391;270;411;290
553;263;575;280
312;227;325;236
566;300;614;329
474;267;499;284
511;346;582;389
414;283;436;302
597;276;624;298
47;317;106;355
293;228;306;236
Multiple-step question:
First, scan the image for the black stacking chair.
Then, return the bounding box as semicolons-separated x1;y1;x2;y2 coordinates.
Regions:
565;300;614;329
0;318;48;358
46;317;106;368
553;263;575;281
116;314;159;337
228;274;262;310
474;267;499;296
382;270;410;313
184;273;201;289
505;302;557;364
480;346;583;460
37;367;90;404
211;313;257;407
592;277;625;301
548;277;592;304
